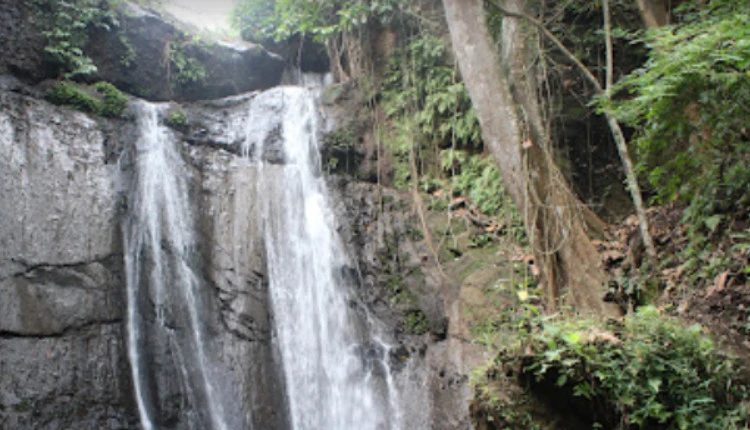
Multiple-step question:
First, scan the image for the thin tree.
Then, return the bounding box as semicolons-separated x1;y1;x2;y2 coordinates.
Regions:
488;0;657;258
442;0;620;316
636;0;670;28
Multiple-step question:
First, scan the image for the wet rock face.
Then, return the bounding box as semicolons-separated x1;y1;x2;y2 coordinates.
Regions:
85;3;285;101
187;146;289;430
0;324;136;430
0;76;472;429
0;90;119;275
0;84;290;429
0;0;284;101
0;0;54;82
328;179;473;430
0;88;137;428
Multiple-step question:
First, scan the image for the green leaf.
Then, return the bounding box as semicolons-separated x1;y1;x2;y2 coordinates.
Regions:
704;214;723;232
648;378;662;393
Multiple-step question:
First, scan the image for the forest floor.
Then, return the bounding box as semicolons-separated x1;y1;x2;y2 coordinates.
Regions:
600;204;750;360
430;195;750;429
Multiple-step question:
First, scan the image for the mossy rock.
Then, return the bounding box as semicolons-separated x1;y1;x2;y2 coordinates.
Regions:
46;81;128;118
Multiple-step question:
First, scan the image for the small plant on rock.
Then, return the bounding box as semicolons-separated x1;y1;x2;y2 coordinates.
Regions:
46;81;101;114
95;82;128;118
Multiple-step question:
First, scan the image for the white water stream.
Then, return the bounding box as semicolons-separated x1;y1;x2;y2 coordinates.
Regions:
123;102;229;430
123;86;401;429
245;86;394;430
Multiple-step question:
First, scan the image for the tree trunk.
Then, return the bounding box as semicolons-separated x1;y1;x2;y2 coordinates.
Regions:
442;0;619;316
636;0;669;28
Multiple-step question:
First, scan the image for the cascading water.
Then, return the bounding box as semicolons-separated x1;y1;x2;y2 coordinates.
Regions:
123;102;230;430
244;86;396;430
121;85;406;430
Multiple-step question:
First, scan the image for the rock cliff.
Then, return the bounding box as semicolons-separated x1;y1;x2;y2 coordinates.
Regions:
0;73;474;428
0;0;284;101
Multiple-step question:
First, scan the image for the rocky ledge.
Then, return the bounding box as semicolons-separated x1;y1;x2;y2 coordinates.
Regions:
0;0;285;101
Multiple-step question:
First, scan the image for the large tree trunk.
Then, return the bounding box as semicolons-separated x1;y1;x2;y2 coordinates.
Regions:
442;0;619;316
636;0;669;28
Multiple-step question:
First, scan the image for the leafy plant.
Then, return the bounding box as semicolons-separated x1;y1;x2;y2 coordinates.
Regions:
169;42;207;87
518;307;749;429
34;0;120;78
94;82;128;118
165;111;188;129
382;35;480;151
230;0;276;42
46;81;101;114
405;310;429;335
603;3;750;227
381;34;483;198
232;0;399;43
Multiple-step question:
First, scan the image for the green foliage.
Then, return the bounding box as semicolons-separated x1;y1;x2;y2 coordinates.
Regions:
231;0;275;42
381;34;483;198
33;0;119;78
94;81;127;118
119;36;137;68
519;307;749;429
441;150;525;239
165;111;188;129
383;35;480;151
603;4;750;226
232;0;399;43
443;151;504;215
405;310;429;335
46;81;101;114
169;42;207;87
47;81;128;118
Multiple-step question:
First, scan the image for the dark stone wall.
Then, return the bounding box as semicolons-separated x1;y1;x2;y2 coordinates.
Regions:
0;0;285;101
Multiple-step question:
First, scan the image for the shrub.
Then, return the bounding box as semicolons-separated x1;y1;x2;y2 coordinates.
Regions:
94;82;128;118
46;82;101;114
405;310;429;335
33;0;119;78
604;2;750;227
517;307;750;429
165;111;188;129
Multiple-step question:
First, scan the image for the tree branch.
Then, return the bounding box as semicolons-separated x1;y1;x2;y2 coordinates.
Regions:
602;0;656;257
488;2;603;91
489;0;657;257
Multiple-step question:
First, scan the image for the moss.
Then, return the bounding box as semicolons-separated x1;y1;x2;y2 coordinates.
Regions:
94;82;128;118
508;307;750;429
46;82;101;114
405;310;429;335
165;111;188;129
47;81;128;118
13;398;32;413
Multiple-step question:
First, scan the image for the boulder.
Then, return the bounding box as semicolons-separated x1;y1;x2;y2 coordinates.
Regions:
86;3;285;101
0;85;136;429
0;0;285;101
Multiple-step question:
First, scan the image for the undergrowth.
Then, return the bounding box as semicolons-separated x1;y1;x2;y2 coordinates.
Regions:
483;306;750;429
602;1;750;230
47;81;128;118
31;0;120;78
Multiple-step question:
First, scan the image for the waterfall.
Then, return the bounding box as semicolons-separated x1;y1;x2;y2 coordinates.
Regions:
244;86;394;430
123;102;230;430
121;86;402;429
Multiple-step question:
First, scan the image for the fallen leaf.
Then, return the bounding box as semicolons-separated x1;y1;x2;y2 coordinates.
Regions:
517;290;529;302
584;328;621;345
705;271;730;298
